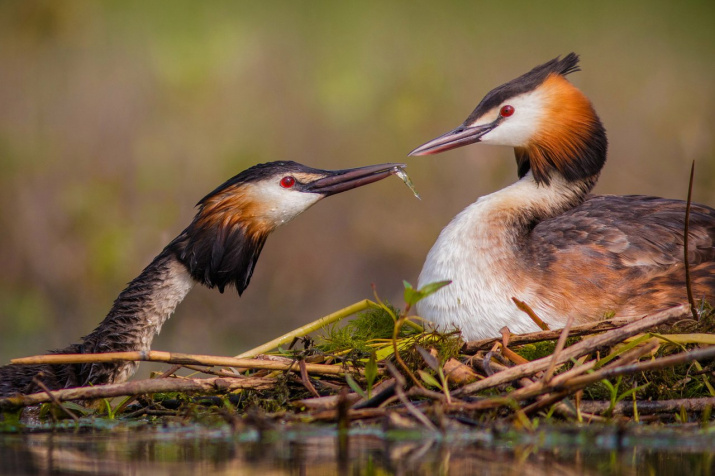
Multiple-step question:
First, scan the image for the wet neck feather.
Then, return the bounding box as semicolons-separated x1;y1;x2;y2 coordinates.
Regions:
80;249;194;356
0;248;196;395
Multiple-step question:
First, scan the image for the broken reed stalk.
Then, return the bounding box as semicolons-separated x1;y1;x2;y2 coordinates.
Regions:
387;362;437;431
512;297;549;330
32;374;79;422
518;340;661;415
516;345;715;416
542;315;574;384
11;350;361;376
578;397;715;415
454;340;714;413
463;315;647;352
456;304;691;395
0;376;276;410
563;344;715;390
235;299;378;358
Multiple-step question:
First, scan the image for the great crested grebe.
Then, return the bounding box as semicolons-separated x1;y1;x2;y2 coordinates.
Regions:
0;161;404;397
410;53;715;341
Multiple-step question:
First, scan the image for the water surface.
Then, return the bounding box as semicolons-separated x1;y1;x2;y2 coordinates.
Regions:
1;422;714;475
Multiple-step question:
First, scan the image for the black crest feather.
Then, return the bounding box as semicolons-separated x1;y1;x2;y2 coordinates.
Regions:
171;220;267;295
464;53;581;125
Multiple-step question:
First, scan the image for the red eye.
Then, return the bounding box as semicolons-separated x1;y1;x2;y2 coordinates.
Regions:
280;176;296;188
500;105;515;117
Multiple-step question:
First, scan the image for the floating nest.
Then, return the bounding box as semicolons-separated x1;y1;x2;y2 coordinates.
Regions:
2;285;715;431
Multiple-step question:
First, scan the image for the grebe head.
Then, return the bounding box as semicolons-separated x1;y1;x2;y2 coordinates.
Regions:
409;53;607;185
177;161;404;294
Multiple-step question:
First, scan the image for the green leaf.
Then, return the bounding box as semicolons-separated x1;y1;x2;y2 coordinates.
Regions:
365;352;378;389
403;280;418;306
616;383;650;403
345;374;366;398
62;402;92;416
419;280;452;298
418;370;442;389
403;280;452;306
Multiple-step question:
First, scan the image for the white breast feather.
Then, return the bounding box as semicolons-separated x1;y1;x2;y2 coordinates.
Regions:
416;174;573;340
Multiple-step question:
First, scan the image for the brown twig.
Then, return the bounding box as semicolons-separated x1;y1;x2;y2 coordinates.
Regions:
452;339;697;414
499;344;530;366
32;375;79;423
463;315;644;352
518;340;660;414
181;364;243;378
299;360;321;398
512;298;550;330
518;344;713;415
578;397;715;415
684;160;699;321
560;344;715;391
456;304;690;395
386;362;438;431
115;363;188;415
542;316;574;384
0;376;276;410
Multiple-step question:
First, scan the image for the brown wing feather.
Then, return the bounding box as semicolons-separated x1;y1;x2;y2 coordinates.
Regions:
522;194;715;317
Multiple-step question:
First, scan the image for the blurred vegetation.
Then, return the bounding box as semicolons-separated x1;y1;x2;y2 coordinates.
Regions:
0;1;714;373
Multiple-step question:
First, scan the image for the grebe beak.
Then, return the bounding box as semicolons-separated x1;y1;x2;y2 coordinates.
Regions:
304;163;406;195
408;122;496;156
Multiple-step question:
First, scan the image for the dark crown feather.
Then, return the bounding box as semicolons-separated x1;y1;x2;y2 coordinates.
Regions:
464;53;580;125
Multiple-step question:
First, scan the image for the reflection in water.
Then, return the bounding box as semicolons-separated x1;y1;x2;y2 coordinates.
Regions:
1;425;714;475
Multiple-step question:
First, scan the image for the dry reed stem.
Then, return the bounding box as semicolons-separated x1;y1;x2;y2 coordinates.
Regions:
464;315;648;352
519;342;711;414
234;299;377;359
32;375;79;422
499;344;530;365
452;341;711;414
0;376;276;409
11;350;361;376
562;345;715;390
512;298;550;330
578;397;715;415
299;360;321;398
542;315;574;384
518;341;661;414
457;304;690;395
387;362;437;431
684;161;698;321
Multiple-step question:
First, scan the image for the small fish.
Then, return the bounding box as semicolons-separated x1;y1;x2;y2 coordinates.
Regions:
394;167;421;200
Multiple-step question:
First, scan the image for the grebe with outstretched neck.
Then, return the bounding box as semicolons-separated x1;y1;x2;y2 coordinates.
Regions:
0;161;404;397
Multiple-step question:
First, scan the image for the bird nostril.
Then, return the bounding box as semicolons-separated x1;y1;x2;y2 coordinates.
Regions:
280;176;296;188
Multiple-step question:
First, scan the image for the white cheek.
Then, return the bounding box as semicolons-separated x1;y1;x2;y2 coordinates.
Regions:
477;90;546;147
250;182;322;226
269;190;322;225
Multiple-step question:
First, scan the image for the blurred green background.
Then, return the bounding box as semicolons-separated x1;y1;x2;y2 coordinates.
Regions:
1;1;714;372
